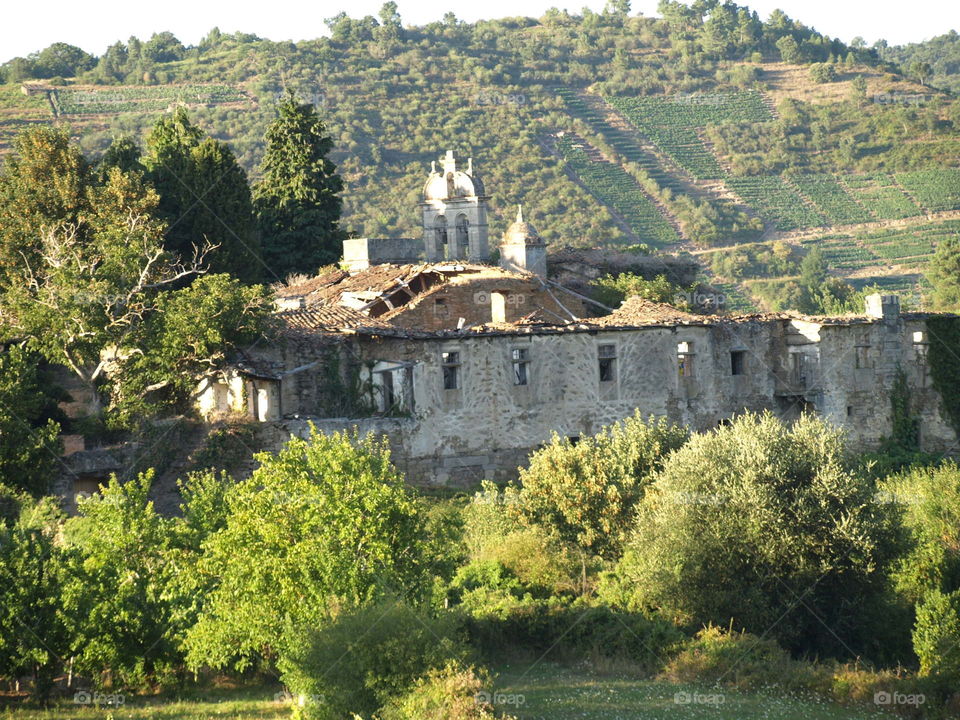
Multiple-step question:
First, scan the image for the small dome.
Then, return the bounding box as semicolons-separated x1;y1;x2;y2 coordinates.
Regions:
422;151;484;201
502;205;544;246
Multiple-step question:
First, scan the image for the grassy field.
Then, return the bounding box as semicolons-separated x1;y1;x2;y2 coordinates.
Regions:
2;666;902;720
493;663;899;720
0;686;287;720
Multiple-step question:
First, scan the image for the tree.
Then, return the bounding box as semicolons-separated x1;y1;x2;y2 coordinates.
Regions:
850;74;868;105
60;472;183;689
0;346;62;496
591;273;686;309
377;1;404;41
809;62;837;83
0;492;68;698
185;429;432;672
0;166;210;418
508;412;689;562
144;108;261;282
32;43;96;78
97;135;143;179
909;60;933;86
114;274;274;421
914;590;960;679
615;412;899;657
0;126;89;284
776;35;802;64
253;92;344;279
141;31;186;63
926;235;960;310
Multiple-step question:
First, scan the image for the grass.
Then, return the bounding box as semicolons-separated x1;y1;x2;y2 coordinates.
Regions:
1;668;904;720
0;685;287;720
492;663;899;720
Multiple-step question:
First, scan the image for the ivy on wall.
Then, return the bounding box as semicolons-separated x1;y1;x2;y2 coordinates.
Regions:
927;316;960;437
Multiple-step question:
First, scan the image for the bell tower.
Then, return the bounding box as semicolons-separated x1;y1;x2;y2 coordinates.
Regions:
420;151;491;263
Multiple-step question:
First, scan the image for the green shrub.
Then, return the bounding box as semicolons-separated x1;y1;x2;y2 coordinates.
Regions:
616;412;901;658
914;590;960;680
378;663;513;720
189;420;257;472
508;412;689;562
462;485;581;596
463;598;685;673
661;625;807;690
280;601;469;720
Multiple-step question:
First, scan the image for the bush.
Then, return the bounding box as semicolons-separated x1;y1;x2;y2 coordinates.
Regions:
615;412;901;658
185;428;433;673
280;601;469;720
378;663;513;720
462;484;581;596
809;62;838;83
508;412;689;562
914;590;960;680
463;597;685;673
661;625;807;691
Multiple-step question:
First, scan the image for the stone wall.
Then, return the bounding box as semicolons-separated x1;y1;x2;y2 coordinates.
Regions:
241;312;958;487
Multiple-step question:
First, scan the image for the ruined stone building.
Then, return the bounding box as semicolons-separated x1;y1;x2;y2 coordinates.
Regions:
189;151;958;486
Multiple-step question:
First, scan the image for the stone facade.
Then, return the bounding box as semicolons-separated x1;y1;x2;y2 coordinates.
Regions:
205;295;956;487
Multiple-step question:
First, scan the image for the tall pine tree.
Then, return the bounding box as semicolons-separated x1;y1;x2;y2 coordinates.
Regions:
143;108;261;283
253;91;344;279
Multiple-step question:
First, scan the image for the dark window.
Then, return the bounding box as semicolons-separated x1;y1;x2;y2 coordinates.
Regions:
598;344;617;382
847;405;853;417
731;350;746;376
376;371;395;412
441;351;460;390
792;353;806;383
568;435;581;446
511;348;529;386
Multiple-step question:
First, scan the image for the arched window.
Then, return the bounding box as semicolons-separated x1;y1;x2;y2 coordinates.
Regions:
434;215;448;258
455;214;469;258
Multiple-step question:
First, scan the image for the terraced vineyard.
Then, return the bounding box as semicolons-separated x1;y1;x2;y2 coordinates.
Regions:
555;134;679;247
607;91;772;180
554;88;689;195
790;174;873;225
726;176;825;230
849;273;927;307
800;220;960;272
53;84;249;115
843;174;923;219
896;168;960;213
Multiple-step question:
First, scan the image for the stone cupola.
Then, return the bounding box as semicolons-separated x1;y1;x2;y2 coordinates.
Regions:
499;205;547;279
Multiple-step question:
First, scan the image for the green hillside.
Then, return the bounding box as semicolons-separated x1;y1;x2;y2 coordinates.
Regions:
2;4;959;311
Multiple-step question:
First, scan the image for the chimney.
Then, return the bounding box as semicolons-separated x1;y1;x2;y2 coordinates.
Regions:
864;294;900;323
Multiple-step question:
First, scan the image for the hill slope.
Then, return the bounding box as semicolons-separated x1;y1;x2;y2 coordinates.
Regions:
1;5;958;310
